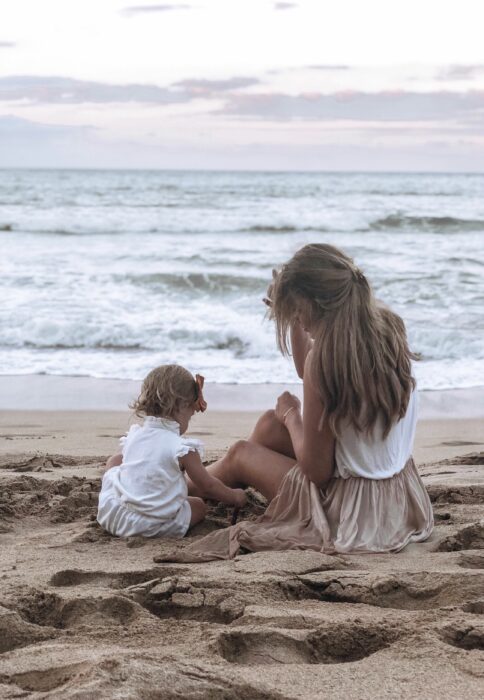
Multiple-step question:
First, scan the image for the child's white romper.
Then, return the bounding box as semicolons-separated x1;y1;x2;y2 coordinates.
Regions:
97;416;203;538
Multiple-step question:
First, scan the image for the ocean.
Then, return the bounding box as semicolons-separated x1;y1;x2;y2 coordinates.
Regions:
1;169;483;390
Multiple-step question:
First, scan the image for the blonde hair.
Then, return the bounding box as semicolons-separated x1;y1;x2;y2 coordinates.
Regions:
270;243;417;438
131;364;198;419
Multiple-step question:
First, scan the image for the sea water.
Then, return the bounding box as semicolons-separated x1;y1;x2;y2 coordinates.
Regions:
1;169;483;389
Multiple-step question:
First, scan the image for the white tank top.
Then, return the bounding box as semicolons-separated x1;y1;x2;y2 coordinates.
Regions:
334;389;418;480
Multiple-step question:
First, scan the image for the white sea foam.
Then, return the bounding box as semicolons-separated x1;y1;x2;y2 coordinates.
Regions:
1;169;483;389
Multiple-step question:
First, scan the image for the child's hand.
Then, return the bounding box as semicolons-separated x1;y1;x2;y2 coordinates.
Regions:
183;451;247;508
232;488;247;508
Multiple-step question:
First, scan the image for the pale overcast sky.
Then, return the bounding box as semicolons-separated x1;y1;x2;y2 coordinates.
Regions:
1;0;484;170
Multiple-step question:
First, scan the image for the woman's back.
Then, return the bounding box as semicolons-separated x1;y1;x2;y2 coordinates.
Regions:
335;388;418;480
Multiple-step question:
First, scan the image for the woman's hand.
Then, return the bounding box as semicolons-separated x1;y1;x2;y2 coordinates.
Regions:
275;391;301;424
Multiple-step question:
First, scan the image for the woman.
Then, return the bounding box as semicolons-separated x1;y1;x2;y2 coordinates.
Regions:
170;243;433;561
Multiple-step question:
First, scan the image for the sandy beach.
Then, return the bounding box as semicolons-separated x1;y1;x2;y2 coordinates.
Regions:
2;0;484;694
0;377;483;698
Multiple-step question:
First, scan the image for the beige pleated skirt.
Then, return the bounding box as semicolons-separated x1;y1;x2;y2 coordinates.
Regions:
161;457;434;563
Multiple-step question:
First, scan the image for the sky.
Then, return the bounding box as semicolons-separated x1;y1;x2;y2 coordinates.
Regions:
1;0;484;171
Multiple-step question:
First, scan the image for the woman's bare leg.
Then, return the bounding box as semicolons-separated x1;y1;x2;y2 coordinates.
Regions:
204;440;296;501
249;409;296;458
187;409;297;501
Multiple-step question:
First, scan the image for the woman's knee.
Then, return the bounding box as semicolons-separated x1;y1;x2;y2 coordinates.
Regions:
249;409;295;459
258;409;277;428
226;439;250;467
251;410;278;441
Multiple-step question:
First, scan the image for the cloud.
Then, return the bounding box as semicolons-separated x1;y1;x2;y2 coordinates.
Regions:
306;65;350;71
0;75;194;105
0;41;16;48
267;64;350;75
122;3;192;15
0;74;263;105
274;2;297;9
221;90;484;123
172;76;260;95
436;64;484;81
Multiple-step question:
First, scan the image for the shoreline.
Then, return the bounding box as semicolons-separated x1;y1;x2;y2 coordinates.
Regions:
0;374;483;418
0;374;483;465
1;411;483;466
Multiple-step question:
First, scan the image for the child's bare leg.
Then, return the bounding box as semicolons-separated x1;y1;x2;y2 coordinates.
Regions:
187;497;207;528
104;452;123;473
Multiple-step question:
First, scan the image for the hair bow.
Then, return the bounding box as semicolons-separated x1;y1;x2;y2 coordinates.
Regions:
194;374;208;412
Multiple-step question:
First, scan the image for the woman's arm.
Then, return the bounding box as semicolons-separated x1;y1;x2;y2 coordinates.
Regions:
277;351;335;486
290;321;313;379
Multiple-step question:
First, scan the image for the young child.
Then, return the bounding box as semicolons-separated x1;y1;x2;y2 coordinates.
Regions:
97;364;246;538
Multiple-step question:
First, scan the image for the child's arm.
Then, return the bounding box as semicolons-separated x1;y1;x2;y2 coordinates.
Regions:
180;450;246;507
104;452;123;473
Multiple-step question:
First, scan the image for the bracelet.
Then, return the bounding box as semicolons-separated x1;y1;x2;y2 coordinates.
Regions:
282;406;296;423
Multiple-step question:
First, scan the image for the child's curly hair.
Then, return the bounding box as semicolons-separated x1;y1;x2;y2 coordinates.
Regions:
130;364;198;419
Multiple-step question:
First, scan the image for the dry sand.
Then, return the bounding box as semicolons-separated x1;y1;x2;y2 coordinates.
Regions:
0;382;483;698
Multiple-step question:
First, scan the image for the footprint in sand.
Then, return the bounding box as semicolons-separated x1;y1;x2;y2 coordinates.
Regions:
427;484;484;505
0;662;95;694
462;600;484;614
49;566;179;589
294;570;484;611
437;521;484;552
439;621;484;651
16;589;141;630
0;604;57;653
217;620;401;665
459;552;484;569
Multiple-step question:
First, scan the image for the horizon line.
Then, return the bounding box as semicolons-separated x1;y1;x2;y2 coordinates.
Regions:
1;166;484;176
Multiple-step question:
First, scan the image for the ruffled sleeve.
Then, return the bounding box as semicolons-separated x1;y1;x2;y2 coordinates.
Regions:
175;437;205;462
119;423;141;454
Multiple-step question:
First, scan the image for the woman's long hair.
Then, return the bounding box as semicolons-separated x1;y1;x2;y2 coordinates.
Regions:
270;243;417;438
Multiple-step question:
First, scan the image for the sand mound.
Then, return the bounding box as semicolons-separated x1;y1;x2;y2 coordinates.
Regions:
0;452;483;698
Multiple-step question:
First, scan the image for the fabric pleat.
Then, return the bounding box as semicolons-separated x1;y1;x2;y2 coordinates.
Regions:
160;457;433;563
